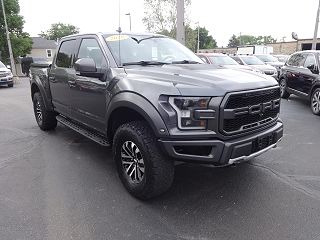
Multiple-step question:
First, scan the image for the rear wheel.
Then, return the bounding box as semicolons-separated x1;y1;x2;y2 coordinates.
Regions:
311;88;320;115
113;121;174;200
279;78;290;99
33;92;57;130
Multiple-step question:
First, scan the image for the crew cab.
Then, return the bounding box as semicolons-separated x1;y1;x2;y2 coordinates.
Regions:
29;32;283;199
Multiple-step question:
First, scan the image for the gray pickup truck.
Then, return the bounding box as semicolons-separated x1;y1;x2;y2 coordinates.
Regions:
30;32;283;199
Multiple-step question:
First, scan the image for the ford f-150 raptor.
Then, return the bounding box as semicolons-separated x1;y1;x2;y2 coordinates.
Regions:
29;33;283;199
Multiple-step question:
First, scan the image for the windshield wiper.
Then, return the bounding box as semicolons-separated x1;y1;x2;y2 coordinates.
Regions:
122;60;169;66
131;36;165;44
171;60;202;64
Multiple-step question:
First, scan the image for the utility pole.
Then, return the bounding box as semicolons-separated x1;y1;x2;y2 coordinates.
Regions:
1;0;17;80
196;22;200;53
125;13;131;31
176;0;185;45
239;32;242;46
312;0;320;50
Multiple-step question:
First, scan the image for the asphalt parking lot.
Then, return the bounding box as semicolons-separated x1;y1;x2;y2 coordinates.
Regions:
1;78;320;240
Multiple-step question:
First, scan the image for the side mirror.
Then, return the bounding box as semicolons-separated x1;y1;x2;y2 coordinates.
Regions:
6;65;11;69
74;58;103;78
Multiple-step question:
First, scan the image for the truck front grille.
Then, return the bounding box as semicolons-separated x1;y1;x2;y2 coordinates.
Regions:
221;87;280;135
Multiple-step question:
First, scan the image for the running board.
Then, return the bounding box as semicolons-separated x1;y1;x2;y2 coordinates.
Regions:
56;115;110;147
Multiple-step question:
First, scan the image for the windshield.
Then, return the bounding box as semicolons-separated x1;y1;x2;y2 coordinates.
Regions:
209;55;239;65
255;55;279;63
0;61;6;68
104;34;203;66
240;56;265;65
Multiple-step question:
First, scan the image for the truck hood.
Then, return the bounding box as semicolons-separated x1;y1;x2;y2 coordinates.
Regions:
124;64;278;96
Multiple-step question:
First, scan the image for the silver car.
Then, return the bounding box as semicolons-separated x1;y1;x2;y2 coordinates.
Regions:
230;55;278;79
0;61;13;87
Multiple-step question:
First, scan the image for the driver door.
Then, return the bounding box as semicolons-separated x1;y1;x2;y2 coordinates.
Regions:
70;37;109;133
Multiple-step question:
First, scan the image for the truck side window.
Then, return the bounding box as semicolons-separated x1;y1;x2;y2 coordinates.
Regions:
77;39;107;68
56;40;76;68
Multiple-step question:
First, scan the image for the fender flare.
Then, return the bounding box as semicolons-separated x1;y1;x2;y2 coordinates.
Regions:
30;77;54;111
106;92;169;137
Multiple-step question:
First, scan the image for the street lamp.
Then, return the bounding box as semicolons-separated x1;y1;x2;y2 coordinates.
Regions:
125;13;131;31
195;22;200;53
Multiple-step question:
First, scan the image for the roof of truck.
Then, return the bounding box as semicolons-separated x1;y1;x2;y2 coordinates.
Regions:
60;32;165;40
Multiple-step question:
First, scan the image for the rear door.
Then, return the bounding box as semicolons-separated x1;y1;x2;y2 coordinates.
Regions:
49;39;77;117
70;37;109;133
285;53;305;91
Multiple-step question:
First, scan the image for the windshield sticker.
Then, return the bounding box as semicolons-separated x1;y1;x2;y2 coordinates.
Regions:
105;35;129;42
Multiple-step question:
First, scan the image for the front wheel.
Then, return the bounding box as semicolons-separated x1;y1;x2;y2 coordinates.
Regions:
113;121;174;200
279;78;290;99
311;88;320;115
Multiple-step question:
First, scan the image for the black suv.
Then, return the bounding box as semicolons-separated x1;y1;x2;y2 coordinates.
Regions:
279;51;320;115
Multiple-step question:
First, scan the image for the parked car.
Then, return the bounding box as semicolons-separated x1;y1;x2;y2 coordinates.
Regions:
279;50;320;115
273;54;289;63
196;53;262;73
29;32;283;199
254;54;284;76
230;55;278;79
0;61;13;87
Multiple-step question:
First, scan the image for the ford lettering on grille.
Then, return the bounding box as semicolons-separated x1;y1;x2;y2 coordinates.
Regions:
221;87;281;135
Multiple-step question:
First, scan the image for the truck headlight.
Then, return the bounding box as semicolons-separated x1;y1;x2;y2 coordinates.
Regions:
169;97;212;130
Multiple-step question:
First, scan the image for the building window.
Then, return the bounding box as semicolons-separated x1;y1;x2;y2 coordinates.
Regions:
46;49;52;58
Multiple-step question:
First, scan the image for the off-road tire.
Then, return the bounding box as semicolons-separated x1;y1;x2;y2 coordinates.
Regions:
113;121;174;200
33;92;57;131
279;78;290;99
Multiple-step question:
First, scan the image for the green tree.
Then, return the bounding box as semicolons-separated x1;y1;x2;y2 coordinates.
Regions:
228;34;240;47
0;0;32;63
142;0;191;33
255;35;277;44
39;23;79;40
228;34;277;47
197;27;217;49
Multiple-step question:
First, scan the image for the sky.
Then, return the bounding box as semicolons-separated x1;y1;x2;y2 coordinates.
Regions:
19;0;319;47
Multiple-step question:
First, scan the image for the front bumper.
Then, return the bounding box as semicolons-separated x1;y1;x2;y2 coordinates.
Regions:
159;121;283;166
